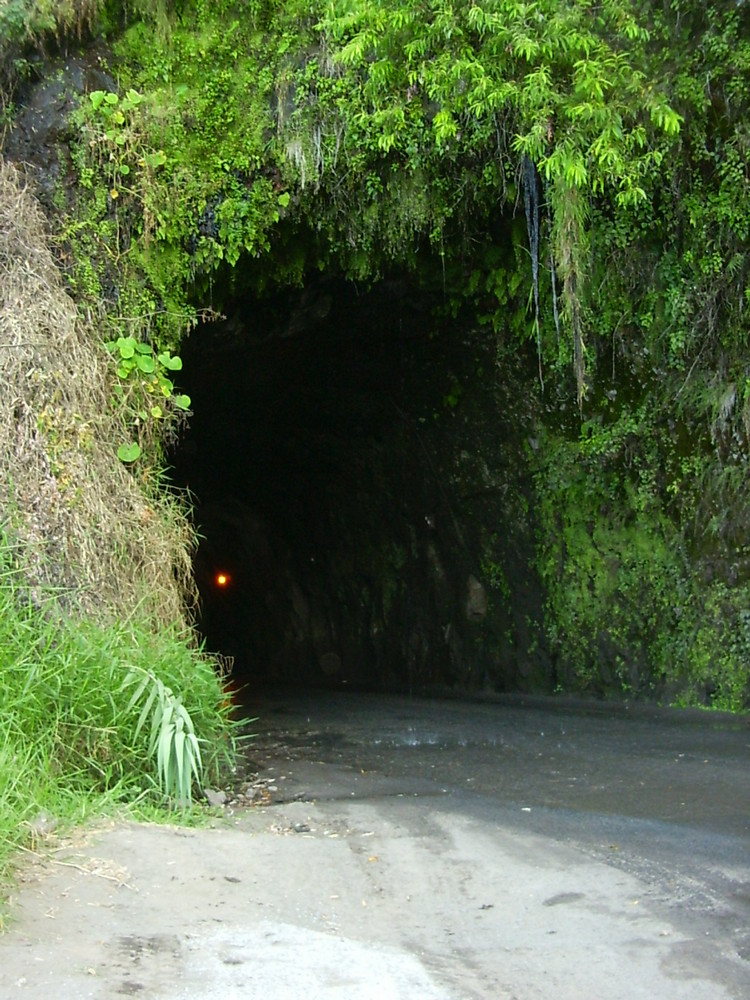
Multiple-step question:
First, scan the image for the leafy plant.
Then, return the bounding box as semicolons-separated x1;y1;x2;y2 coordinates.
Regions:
85;88;166;212
124;667;203;808
39;0;750;711
314;0;683;401
108;336;190;408
532;412;750;708
107;335;190;462
0;532;236;918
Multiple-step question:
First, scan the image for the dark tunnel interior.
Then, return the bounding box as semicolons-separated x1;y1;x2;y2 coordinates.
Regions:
168;279;549;696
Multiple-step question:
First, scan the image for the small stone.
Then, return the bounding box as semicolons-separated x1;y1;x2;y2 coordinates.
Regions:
28;812;58;838
203;788;227;807
465;574;488;621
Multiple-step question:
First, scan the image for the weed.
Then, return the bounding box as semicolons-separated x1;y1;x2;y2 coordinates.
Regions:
0;535;236;922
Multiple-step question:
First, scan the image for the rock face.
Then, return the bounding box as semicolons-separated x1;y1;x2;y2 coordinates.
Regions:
2;46;115;209
4;34;748;707
172;279;552;694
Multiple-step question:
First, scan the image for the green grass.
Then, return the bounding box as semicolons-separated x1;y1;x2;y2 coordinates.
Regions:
0;536;236;926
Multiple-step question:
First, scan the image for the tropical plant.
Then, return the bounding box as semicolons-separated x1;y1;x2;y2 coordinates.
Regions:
123;667;204;808
0;532;235;920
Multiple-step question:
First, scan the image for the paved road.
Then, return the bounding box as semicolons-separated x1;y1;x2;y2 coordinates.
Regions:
241;688;750;997
247;689;750;838
1;689;748;999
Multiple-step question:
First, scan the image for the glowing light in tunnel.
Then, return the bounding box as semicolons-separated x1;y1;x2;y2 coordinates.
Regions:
214;571;231;588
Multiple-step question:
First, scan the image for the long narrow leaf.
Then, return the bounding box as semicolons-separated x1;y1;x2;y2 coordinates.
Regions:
123;670;150;713
182;743;194;806
134;683;158;742
148;682;166;754
151;696;173;757
186;731;203;777
157;720;174;789
174;722;185;802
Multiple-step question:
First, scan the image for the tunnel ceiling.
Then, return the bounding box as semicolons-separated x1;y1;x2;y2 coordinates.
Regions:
169;277;550;695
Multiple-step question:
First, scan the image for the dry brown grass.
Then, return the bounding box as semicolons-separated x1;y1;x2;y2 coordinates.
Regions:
0;156;195;625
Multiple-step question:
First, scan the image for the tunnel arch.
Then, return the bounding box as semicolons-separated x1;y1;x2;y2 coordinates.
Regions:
168;276;551;695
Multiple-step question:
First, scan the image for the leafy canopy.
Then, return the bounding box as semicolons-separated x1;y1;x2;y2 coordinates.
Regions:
310;0;682;399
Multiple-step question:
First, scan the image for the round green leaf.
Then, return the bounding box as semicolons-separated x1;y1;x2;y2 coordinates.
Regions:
145;150;168;169
117;442;141;463
173;394;192;411
137;355;156;373
117;336;136;359
158;352;183;371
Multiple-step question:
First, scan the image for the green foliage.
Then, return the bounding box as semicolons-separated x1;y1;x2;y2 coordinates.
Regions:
312;0;684;396
533;416;750;709
116;441;142;463
0;534;236;916
39;0;750;394
670;586;750;713
62;26;287;449
534;421;678;693
480;547;511;604
60;0;745;399
106;335;191;461
39;0;750;710
587;2;750;377
124;668;203;808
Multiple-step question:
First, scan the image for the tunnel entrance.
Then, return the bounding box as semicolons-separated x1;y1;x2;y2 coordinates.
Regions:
168;278;550;695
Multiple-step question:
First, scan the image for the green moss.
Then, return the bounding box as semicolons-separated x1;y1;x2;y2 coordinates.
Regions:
533;415;750;708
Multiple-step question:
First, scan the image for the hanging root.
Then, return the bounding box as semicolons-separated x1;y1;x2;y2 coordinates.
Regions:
549;178;589;409
522;155;543;391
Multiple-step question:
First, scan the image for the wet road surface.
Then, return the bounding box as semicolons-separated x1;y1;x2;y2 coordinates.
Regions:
240;688;750;994
245;689;750;839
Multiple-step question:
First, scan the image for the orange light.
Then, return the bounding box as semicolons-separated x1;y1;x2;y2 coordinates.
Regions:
215;571;230;587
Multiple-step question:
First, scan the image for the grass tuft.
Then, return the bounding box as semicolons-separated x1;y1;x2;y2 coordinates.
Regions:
0;535;236;926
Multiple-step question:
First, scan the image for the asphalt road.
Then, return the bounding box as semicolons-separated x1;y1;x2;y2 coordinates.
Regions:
1;689;748;999
243;688;750;996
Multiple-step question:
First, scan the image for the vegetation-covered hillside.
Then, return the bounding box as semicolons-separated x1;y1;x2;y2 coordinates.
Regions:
0;152;234;915
2;0;749;709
